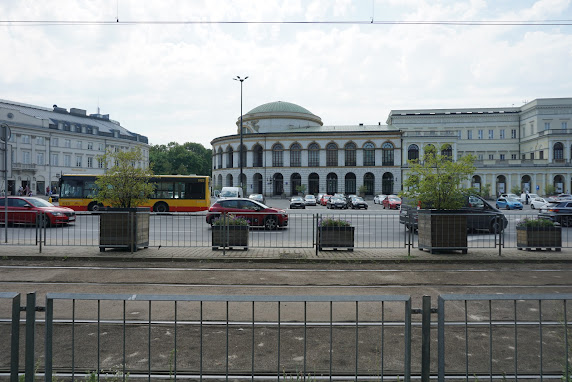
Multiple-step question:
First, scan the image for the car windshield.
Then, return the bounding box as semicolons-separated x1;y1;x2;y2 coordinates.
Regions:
355;197;364;202
26;198;54;207
220;191;238;197
305;195;315;199
291;197;303;202
389;197;400;202
506;198;520;202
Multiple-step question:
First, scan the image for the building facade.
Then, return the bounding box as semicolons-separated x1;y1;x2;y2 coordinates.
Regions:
0;99;148;196
212;98;572;198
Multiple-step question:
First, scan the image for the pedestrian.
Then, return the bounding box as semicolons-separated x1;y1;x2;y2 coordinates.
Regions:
18;186;23;196
46;186;50;196
24;185;29;196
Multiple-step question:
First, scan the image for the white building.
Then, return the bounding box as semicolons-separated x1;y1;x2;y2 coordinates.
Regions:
0;99;149;196
212;98;572;198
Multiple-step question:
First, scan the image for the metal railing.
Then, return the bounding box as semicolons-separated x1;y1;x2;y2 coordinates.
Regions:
5;292;572;381
4;210;572;254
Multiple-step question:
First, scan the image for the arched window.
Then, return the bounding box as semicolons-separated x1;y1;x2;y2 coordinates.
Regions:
217;148;223;169
239;145;247;168
272;144;283;167
226;146;234;168
441;144;452;159
382;172;394;195
344;142;356;166
363;142;375;166
308;173;320;194
252;144;263;167
554;142;564;160
382;142;394;166
308;143;320;167
345;173;356;194
290;143;302;167
364;173;375;195
326;143;338;166
291;173;302;195
326;173;338;194
407;145;419;161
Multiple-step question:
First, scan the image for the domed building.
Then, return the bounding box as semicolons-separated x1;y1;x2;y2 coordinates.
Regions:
211;101;401;197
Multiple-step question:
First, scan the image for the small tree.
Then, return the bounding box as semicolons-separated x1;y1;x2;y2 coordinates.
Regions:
95;148;154;208
401;145;476;210
478;183;492;200
544;183;556;196
511;185;522;195
296;184;307;195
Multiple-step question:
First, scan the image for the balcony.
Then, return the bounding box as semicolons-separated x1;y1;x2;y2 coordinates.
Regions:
12;162;37;171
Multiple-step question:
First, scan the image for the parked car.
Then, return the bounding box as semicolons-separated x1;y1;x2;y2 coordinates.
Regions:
248;193;266;204
0;196;76;226
345;194;358;207
333;193;345;199
539;200;572;226
399;195;508;233
206;198;288;230
373;194;387;204
327;197;347;209
500;193;521;202
530;196;549;209
382;196;402;209
350;197;368;209
495;197;523;210
320;195;332;206
289;196;306;209
304;195;317;206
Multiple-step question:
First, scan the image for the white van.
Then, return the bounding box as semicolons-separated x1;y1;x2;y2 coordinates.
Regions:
219;187;244;199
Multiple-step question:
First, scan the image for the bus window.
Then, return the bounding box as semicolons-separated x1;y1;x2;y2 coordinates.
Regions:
61;180;84;198
153;182;174;199
175;182;185;199
187;181;206;199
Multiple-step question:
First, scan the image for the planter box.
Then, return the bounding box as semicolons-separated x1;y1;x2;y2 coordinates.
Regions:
99;208;150;252
517;226;562;251
212;225;249;250
418;211;468;254
318;226;355;251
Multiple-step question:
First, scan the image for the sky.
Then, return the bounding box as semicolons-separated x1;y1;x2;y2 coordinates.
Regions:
1;0;571;148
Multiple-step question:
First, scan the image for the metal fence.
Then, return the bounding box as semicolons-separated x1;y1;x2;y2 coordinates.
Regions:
4;292;572;381
3;210;572;253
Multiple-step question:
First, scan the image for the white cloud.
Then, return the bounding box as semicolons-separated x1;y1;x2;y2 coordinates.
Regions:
0;0;571;147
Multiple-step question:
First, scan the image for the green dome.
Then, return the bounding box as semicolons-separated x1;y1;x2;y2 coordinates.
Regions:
246;101;316;116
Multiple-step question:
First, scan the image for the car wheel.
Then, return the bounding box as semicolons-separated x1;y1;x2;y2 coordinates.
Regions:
506;206;510;210
264;216;278;230
562;216;572;227
38;214;51;228
531;204;535;209
153;202;169;213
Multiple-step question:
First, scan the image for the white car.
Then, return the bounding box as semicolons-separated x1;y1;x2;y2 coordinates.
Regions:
373;194;387;204
304;195;317;206
530;197;549;209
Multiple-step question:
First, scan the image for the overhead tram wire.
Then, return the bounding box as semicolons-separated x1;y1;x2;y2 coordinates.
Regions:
0;19;571;26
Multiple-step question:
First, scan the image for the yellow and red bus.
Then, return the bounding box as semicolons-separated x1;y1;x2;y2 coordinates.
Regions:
58;174;210;212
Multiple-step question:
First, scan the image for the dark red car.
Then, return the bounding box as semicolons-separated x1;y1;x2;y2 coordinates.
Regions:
382;196;402;209
320;195;332;206
206;198;288;230
0;197;76;226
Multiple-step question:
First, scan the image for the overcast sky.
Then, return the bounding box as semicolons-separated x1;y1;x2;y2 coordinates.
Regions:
1;0;571;148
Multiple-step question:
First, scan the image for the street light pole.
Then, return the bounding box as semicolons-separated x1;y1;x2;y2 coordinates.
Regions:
233;76;248;192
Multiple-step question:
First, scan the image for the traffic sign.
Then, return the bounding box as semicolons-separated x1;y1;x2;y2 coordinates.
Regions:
0;124;11;142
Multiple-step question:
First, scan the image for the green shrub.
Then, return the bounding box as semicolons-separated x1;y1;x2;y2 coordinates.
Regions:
319;217;352;227
212;215;250;226
516;218;557;229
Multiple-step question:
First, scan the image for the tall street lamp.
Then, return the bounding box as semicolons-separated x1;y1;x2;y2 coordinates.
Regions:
233;75;248;192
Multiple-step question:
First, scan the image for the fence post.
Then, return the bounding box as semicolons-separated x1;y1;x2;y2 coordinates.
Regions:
25;292;36;382
315;214;319;257
498;215;502;257
10;294;20;382
45;296;53;382
421;295;431;382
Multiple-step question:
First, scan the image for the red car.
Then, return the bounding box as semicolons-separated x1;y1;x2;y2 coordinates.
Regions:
206;198;288;230
320;195;332;206
0;196;76;226
382;196;402;209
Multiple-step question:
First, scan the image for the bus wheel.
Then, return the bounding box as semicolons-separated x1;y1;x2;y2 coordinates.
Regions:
88;202;102;211
154;202;169;213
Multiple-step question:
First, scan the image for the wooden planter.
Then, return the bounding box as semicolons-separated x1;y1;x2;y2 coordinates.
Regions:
212;225;249;250
418;210;468;254
318;226;355;251
517;226;562;251
99;208;150;252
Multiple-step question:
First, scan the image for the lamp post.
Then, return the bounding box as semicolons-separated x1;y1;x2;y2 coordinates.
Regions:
233;75;248;192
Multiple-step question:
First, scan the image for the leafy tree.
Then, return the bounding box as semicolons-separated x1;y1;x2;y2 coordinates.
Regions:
401;145;476;210
94;148;154;208
477;183;492;200
296;184;307;195
544;183;556;196
511;185;522;195
149;142;212;176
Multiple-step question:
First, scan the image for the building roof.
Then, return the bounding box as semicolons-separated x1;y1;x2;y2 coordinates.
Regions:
0;99;148;144
246;101;317;116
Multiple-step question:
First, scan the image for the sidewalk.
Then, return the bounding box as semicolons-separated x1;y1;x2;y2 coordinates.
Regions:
1;244;570;263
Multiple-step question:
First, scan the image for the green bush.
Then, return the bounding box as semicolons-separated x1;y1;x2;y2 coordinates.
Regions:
319;217;352;227
516;218;557;229
212;215;250;226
